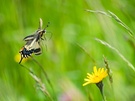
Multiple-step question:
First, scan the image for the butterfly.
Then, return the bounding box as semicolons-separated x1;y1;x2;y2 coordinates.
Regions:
19;18;49;64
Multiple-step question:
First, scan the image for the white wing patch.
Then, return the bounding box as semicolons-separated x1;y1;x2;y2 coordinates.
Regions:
24;38;42;55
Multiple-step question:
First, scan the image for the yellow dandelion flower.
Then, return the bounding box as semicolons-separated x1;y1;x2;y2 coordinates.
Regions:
83;66;108;86
14;53;29;63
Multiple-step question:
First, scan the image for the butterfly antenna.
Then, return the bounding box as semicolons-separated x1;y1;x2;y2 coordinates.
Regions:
43;22;50;30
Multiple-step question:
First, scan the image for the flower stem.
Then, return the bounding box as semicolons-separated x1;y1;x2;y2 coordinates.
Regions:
96;81;107;101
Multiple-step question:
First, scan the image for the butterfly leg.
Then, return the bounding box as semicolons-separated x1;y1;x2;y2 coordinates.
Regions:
19;55;23;64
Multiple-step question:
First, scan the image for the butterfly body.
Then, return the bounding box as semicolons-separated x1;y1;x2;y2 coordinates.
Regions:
19;18;49;64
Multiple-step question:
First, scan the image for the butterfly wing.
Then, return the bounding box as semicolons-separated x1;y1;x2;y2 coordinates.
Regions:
33;42;42;55
25;38;42;54
23;34;35;41
23;30;40;42
19;38;42;64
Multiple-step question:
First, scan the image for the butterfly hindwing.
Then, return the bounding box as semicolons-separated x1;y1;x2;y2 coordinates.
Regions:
30;41;42;55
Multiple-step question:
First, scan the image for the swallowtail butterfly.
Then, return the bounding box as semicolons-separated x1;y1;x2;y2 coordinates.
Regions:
19;18;49;64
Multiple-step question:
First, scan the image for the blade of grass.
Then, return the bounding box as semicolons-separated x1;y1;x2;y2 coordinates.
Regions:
86;9;135;39
30;56;56;101
103;56;116;101
95;38;135;72
30;72;53;101
19;64;53;101
75;43;96;64
103;56;113;84
85;9;111;17
108;11;134;38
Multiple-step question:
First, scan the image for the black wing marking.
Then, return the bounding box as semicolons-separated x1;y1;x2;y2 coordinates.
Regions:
19;42;42;64
23;29;40;42
35;41;42;55
19;41;41;64
30;41;42;55
19;47;34;64
23;34;35;41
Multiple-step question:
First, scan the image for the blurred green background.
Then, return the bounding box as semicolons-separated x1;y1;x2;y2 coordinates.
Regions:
0;0;135;101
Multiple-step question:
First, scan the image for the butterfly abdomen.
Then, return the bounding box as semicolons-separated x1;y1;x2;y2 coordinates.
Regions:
19;47;34;58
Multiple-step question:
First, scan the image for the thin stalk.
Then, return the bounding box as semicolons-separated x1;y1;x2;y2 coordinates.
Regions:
95;38;135;72
30;56;56;101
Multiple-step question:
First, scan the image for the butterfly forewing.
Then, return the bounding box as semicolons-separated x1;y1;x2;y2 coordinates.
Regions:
23;34;35;41
23;29;41;42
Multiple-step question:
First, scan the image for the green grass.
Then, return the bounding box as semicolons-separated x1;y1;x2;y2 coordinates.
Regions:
0;0;135;101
